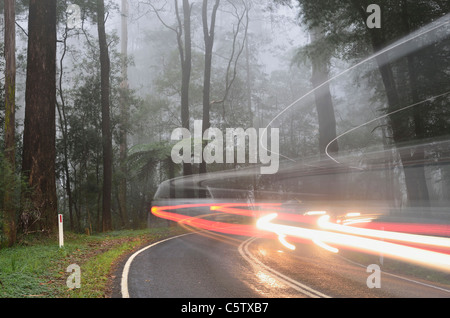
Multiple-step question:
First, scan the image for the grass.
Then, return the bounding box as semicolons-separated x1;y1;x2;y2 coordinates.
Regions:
0;226;186;298
2;225;448;298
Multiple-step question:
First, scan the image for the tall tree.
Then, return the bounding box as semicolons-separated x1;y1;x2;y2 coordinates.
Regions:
284;0;450;206
150;0;195;177
199;0;220;175
22;0;58;234
118;0;129;228
348;0;433;206
178;0;194;177
97;0;113;231
56;1;75;232
3;0;16;246
309;26;339;157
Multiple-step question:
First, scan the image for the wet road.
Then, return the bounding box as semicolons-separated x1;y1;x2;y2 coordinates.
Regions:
119;231;450;298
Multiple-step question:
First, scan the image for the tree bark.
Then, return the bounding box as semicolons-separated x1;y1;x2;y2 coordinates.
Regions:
400;0;430;205
359;1;430;207
199;0;220;175
118;0;129;228
22;0;58;235
56;21;75;232
97;0;113;231
178;0;193;177
310;26;339;158
3;0;16;246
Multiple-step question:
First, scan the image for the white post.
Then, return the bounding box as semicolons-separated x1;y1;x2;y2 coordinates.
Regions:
58;214;64;248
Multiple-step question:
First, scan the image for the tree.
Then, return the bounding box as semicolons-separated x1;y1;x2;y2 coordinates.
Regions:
118;0;129;228
177;0;194;178
309;26;338;157
2;0;16;246
56;0;75;232
149;0;194;178
21;0;58;234
348;0;437;206
283;0;450;206
200;0;250;174
199;0;220;175
97;0;113;232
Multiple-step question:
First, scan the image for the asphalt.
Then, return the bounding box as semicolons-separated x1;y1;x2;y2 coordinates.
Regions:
111;231;450;299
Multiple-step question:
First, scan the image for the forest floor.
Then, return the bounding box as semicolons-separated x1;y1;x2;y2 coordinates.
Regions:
0;224;186;298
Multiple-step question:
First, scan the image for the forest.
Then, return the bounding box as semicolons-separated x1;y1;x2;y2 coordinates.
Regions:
0;0;449;248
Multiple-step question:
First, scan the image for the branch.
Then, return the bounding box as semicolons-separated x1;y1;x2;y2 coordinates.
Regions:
147;0;178;33
211;0;249;106
15;21;28;37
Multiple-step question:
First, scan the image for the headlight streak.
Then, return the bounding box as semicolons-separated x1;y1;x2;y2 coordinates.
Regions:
303;211;327;216
277;234;296;250
151;203;450;273
342;218;374;226
347;220;450;236
312;239;339;253
318;215;450;249
257;213;450;273
345;212;361;217
152;208;263;237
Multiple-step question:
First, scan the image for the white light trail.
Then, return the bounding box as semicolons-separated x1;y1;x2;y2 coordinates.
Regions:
318;215;450;249
278;234;296;250
313;239;339;253
257;213;450;273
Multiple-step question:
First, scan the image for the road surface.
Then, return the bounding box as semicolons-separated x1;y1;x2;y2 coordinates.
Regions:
115;230;450;298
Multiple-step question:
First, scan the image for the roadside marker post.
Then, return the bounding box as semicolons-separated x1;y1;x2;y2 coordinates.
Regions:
59;214;64;248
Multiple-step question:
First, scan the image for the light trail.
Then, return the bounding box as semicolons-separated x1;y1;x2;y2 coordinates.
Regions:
151;202;450;272
347;219;450;237
256;213;450;273
312;239;339;254
152;208;264;237
277;234;296;250
258;14;450;164
318;215;450;249
325;90;450;165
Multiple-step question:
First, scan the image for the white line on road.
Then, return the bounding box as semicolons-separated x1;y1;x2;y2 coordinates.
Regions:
337;254;450;294
238;237;331;298
121;233;193;298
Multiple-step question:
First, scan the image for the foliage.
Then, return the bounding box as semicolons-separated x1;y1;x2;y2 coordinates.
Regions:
0;227;185;298
127;142;175;181
2;0;449;242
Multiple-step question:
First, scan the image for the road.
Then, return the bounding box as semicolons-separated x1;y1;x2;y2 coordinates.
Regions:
117;230;450;298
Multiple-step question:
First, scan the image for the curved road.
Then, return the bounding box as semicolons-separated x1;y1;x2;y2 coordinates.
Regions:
117;230;450;298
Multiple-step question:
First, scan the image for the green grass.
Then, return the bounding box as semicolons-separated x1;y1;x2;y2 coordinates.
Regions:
0;226;186;298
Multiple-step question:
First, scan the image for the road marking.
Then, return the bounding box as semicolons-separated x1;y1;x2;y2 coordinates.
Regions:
238;237;331;298
121;233;193;298
337;255;450;294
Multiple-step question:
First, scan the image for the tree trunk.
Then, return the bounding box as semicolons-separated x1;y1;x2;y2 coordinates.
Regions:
400;0;430;205
199;0;220;176
3;0;16;246
178;0;193;178
118;0;129;228
56;22;75;232
22;0;58;235
310;27;339;158
97;0;113;232
349;0;430;208
370;22;429;207
245;31;253;127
